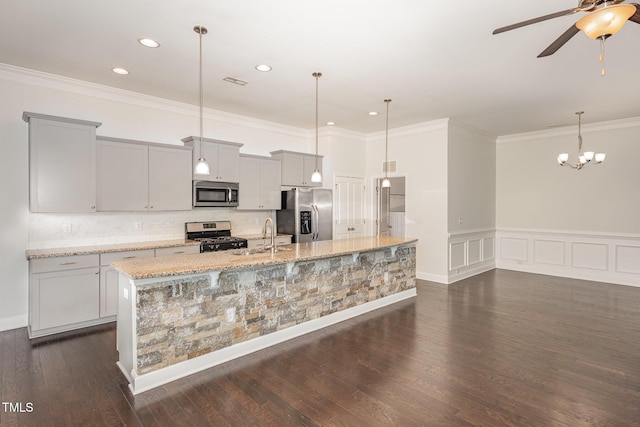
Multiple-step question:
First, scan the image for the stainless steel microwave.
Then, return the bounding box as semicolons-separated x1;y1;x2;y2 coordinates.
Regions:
193;180;239;207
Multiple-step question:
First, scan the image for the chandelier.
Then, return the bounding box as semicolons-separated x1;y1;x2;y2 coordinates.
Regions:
557;111;606;170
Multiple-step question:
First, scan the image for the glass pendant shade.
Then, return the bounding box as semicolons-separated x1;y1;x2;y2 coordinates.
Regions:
195;157;210;175
311;169;322;183
576;4;636;39
595;153;607;163
381;177;391;188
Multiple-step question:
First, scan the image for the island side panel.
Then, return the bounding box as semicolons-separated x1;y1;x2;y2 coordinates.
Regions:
133;244;416;376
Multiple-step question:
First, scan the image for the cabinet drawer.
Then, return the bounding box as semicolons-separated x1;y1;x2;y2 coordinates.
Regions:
155;245;201;257
30;254;99;274
100;249;155;266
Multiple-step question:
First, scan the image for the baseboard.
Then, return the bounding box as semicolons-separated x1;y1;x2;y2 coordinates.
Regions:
416;271;448;283
447;262;495;284
0;314;27;332
127;288;417;395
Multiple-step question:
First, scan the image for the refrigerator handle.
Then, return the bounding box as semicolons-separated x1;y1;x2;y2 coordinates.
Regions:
312;204;318;240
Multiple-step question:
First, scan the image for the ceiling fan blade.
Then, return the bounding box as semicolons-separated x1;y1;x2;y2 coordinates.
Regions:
493;8;578;35
537;25;581;57
628;4;640;24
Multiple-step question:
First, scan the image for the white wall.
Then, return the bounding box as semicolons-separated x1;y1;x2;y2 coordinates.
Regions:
496;117;640;286
365;121;450;282
447;121;496;283
0;64;366;331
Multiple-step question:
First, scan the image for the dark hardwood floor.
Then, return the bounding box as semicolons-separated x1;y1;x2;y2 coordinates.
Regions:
2;269;639;426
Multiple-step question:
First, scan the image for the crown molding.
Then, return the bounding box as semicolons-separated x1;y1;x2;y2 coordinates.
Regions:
496;116;640;144
365;118;450;142
0;62;309;139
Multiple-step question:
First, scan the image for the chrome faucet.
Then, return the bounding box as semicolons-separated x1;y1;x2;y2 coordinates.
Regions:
262;217;276;253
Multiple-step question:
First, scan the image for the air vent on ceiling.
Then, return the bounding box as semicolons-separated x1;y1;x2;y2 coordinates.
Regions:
383;160;396;174
223;77;248;86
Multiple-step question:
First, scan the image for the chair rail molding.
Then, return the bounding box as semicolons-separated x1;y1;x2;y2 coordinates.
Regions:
496;227;640;287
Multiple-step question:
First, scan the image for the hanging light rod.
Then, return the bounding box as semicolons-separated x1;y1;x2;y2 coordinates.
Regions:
193;25;210;176
311;72;322;183
557;111;606;170
381;99;392;188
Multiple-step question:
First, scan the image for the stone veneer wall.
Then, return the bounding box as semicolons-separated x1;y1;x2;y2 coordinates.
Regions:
135;244;416;375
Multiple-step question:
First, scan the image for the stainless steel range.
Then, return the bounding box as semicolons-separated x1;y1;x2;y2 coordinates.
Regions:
185;221;248;252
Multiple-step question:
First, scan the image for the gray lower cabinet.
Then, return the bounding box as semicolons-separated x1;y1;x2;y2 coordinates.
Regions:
28;245;198;338
29;254;102;338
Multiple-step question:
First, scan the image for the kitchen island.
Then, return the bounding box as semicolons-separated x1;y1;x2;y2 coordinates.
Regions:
113;236;417;394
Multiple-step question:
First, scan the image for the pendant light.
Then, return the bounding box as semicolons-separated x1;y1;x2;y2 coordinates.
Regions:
381;99;392;188
310;72;322;183
557;111;606;170
193;25;210;176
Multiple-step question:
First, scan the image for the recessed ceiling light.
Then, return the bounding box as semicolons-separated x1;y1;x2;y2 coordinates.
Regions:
112;67;129;75
255;64;272;72
326;121;335;126
368;111;378;116
138;38;160;48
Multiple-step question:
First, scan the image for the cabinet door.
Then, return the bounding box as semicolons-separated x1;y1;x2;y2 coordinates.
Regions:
260;159;282;209
29;117;97;212
31;268;100;330
148;146;192;211
100;267;119;318
96;140;148;211
238;156;261;210
217;144;240;182
335;176;365;240
281;152;305;186
155;245;200;257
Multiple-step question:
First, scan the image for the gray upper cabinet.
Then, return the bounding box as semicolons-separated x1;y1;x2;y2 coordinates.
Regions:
182;136;243;182
96;137;192;211
238;154;281;210
23;112;102;213
270;150;323;187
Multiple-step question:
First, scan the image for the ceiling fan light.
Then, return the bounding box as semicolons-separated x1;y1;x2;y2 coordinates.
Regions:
576;4;636;39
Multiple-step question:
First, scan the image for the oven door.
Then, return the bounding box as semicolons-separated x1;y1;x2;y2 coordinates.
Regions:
193;181;239;207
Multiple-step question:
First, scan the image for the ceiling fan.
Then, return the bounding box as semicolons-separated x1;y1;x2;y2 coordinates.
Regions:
493;0;640;58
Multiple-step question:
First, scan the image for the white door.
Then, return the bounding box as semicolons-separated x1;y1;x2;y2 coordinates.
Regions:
334;176;365;240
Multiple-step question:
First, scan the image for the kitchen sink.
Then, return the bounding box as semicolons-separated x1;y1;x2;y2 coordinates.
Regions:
230;247;291;256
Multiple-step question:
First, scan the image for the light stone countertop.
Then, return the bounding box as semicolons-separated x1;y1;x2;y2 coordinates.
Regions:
113;236;418;280
25;239;200;260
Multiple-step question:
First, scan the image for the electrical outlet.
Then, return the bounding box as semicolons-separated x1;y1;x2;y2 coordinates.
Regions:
226;307;235;323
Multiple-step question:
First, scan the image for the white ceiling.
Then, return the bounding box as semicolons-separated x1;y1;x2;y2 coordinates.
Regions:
2;0;639;136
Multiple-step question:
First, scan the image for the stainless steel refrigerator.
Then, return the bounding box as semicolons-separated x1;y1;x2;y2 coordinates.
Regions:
277;188;333;243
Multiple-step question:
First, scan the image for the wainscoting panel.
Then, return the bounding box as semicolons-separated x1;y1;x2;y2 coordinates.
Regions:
496;229;640;287
533;239;565;266
448;229;496;284
616;245;640;275
571;242;608;271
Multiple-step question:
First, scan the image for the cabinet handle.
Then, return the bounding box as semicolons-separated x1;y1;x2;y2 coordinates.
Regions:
144;205;148;208
174;251;185;254
123;256;137;259
60;261;77;265
150;205;153;209
91;205;96;210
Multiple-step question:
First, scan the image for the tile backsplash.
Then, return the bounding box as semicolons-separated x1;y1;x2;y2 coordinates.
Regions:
28;209;274;249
